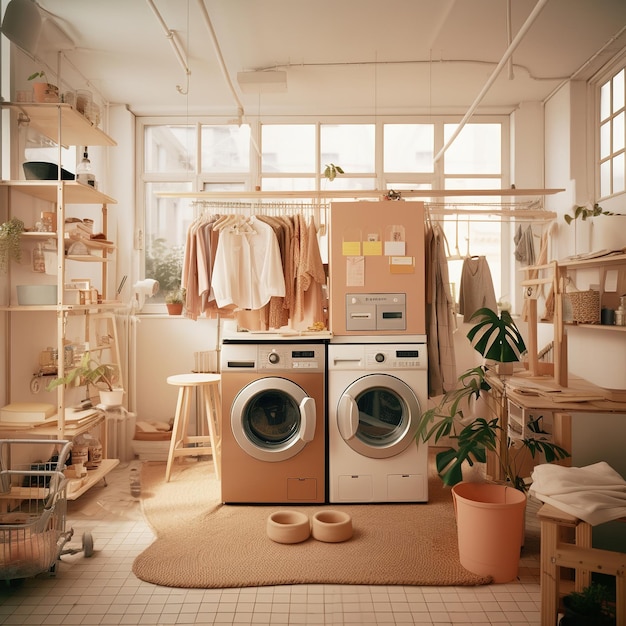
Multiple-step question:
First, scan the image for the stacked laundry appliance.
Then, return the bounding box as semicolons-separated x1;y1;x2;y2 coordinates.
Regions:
327;200;429;503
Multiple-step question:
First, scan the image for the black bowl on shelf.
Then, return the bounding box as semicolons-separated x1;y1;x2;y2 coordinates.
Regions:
23;161;75;181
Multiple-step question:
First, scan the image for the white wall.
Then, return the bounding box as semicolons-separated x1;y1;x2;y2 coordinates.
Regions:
132;316;220;427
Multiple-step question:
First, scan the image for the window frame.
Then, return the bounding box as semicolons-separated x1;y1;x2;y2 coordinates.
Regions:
136;114;510;314
594;52;626;201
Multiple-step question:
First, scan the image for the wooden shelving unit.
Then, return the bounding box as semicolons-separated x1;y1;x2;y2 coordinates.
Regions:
1;103;121;498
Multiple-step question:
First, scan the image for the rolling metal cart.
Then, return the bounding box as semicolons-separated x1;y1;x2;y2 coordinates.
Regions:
0;439;93;582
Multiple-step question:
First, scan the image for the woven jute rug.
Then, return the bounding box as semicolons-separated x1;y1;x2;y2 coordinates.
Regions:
132;459;493;589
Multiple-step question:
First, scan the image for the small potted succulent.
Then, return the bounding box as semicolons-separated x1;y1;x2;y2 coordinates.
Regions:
165;289;184;315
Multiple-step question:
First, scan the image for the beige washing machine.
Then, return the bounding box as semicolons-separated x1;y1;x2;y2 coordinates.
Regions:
220;340;326;504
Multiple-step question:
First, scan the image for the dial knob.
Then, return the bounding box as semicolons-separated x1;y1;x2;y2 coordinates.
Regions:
268;352;280;364
375;352;385;363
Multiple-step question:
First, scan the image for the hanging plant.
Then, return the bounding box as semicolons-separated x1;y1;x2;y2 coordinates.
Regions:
0;217;25;273
323;163;344;182
564;202;624;224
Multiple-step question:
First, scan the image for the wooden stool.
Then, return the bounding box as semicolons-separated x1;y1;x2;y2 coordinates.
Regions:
165;373;221;482
538;503;626;626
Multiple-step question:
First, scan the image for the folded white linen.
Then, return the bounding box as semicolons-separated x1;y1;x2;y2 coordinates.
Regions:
530;461;626;526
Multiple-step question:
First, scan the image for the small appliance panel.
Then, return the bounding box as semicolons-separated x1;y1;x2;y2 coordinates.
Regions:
328;201;426;336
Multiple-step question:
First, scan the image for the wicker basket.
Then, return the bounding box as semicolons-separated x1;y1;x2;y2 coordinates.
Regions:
566;289;600;324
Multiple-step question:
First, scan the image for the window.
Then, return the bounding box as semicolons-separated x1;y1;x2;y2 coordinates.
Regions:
598;66;626;198
140;121;252;308
138;117;507;311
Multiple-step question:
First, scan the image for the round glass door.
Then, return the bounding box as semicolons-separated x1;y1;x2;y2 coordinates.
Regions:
337;374;421;459
231;377;316;461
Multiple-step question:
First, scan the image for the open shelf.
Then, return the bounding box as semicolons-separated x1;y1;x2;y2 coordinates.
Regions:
0;180;116;205
4;102;117;147
65;458;120;500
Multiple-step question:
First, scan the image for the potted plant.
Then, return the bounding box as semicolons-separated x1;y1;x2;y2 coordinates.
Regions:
562;582;616;625
416;306;570;582
46;351;123;406
28;70;59;103
0;217;25;273
165;289;184;315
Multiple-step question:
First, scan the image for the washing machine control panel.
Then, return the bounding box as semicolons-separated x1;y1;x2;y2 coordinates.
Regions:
364;346;424;370
258;345;325;372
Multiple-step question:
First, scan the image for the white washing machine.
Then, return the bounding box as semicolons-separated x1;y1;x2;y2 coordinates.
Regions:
220;340;326;504
328;339;429;503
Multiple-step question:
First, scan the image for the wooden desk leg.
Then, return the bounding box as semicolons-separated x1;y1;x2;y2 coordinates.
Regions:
540;518;560;626
574;520;592;591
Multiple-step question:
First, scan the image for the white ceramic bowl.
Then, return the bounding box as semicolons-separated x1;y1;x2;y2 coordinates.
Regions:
266;510;310;544
311;510;353;543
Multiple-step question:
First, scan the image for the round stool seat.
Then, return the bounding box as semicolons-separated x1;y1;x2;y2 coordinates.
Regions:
167;373;221;387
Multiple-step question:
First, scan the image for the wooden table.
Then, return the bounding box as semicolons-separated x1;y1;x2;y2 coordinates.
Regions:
538;503;626;626
483;368;626;482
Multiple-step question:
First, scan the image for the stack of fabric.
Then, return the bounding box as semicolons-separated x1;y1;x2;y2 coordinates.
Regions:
65;218;115;254
530;462;626;525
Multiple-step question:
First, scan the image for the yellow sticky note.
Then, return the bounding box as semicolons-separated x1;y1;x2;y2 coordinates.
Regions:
363;241;382;256
342;241;361;256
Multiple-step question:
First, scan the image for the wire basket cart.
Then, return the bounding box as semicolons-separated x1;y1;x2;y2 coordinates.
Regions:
0;439;94;582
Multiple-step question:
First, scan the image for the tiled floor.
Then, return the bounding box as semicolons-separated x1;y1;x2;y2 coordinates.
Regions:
0;459;544;625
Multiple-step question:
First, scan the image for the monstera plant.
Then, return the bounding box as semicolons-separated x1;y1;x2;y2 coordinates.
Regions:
417;307;570;491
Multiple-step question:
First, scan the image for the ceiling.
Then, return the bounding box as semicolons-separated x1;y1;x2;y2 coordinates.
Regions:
10;0;626;119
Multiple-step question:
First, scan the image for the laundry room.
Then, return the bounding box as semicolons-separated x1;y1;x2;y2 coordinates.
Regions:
1;1;626;624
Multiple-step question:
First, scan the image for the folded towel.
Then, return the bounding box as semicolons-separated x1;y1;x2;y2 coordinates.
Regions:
530;462;626;526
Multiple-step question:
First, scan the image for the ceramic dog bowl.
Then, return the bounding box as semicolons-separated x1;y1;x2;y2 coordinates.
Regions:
311;510;353;542
266;510;310;544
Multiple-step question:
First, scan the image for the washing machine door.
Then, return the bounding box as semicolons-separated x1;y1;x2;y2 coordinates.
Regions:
231;377;316;462
337;374;421;459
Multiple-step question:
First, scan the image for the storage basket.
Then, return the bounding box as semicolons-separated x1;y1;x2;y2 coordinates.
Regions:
566;289;600;324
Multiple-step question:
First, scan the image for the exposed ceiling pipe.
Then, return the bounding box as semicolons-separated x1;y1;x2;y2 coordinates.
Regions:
433;0;549;165
506;0;514;80
145;0;191;94
195;0;244;122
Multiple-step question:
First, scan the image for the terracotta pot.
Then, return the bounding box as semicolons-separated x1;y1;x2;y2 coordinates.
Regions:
32;82;59;103
452;482;527;583
166;303;183;315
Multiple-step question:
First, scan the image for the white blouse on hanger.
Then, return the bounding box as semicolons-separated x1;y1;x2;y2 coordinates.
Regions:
211;215;286;310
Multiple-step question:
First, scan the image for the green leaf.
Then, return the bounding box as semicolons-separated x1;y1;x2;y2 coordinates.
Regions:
467;308;527;362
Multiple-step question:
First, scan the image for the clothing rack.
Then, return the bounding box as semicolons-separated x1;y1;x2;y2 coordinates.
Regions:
190;199;329;233
426;201;557;222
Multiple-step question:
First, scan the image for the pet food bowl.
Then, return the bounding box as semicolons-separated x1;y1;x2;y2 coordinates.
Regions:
266;510;310;544
311;510;353;543
23;161;74;181
16;285;57;305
